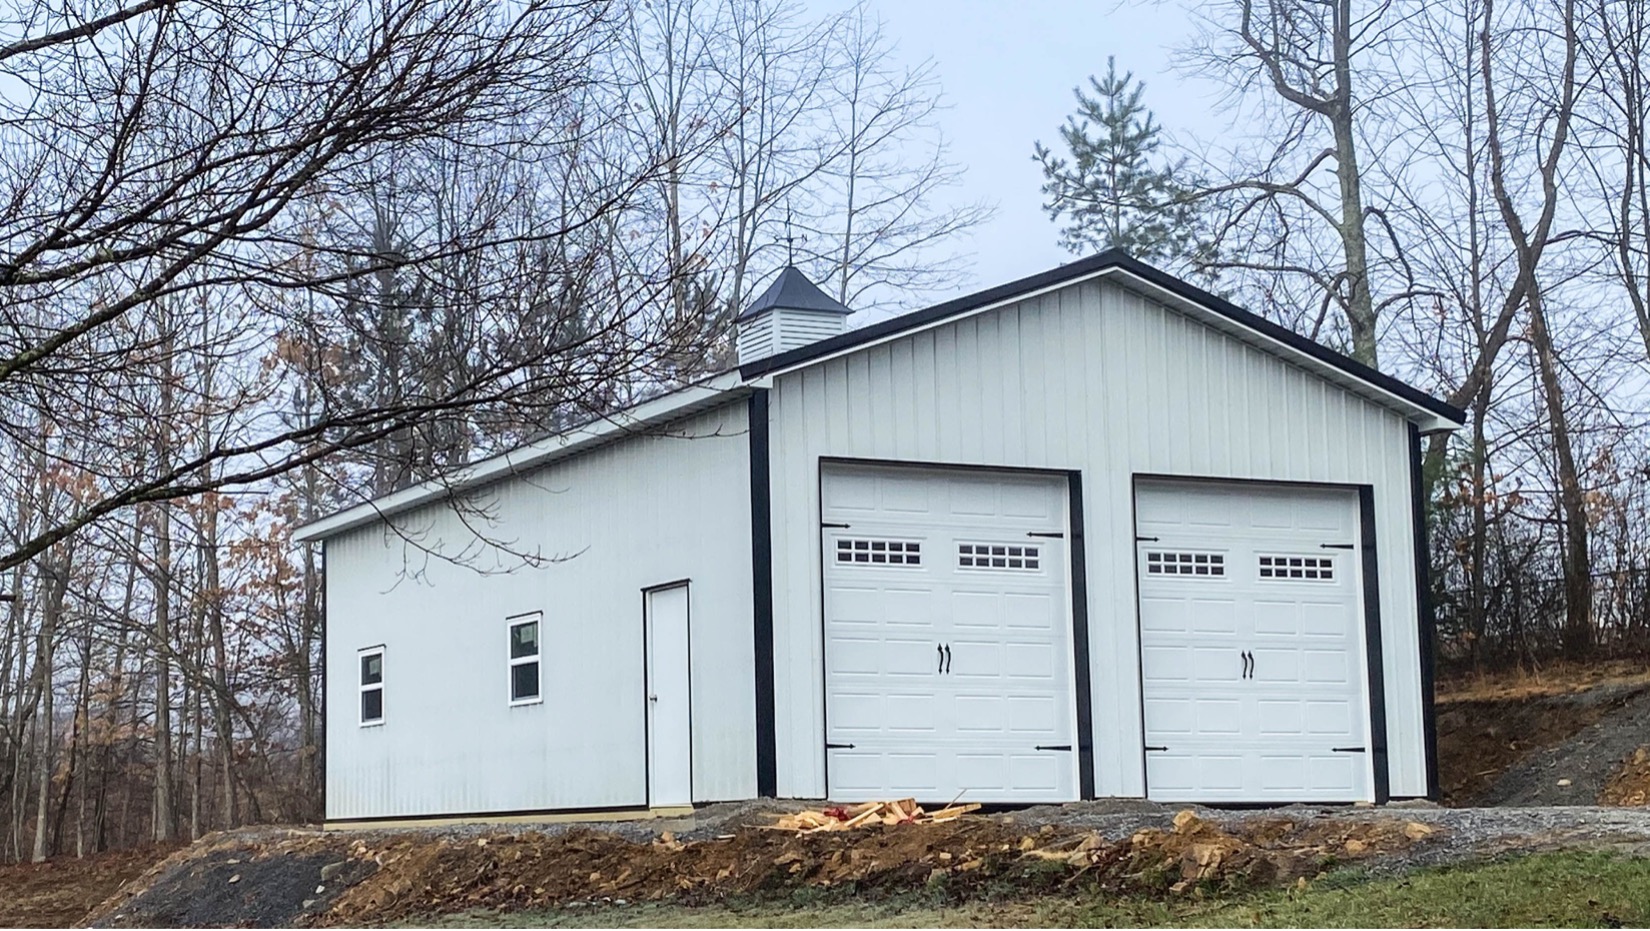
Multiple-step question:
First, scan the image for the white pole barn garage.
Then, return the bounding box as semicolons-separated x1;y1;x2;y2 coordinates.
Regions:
294;251;1463;825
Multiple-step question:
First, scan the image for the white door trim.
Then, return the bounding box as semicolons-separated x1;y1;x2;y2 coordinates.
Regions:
644;581;693;808
1131;475;1382;803
817;459;1084;803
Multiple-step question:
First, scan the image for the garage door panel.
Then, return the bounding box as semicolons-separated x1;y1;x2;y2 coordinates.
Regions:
829;751;940;797
950;590;1006;629
1303;700;1356;736
1136;480;1371;804
998;481;1058;520
953;694;1006;732
824;465;1077;804
1004;641;1059;680
1005;693;1060;734
1004;592;1058;630
829;586;937;626
831;691;938;734
1255;699;1303;735
1141;644;1191;681
823;472;879;512
826;635;939;677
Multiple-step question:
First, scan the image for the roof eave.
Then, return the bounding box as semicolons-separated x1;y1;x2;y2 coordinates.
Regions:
291;371;751;543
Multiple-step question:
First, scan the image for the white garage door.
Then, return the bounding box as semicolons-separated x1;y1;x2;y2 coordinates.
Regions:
1135;480;1373;803
821;464;1078;803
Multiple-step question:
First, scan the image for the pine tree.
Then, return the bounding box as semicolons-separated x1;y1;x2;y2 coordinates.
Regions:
1034;59;1211;269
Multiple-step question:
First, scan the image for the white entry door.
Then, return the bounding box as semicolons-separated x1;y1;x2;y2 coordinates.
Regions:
645;583;692;807
1134;480;1373;803
821;464;1078;804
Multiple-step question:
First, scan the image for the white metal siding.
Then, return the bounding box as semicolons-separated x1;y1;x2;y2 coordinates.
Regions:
766;280;1427;800
325;402;756;820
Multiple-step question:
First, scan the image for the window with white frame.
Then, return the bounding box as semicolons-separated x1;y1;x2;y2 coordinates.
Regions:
509;614;542;704
359;648;384;725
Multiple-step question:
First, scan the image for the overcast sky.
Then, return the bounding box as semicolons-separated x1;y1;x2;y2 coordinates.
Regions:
808;0;1225;307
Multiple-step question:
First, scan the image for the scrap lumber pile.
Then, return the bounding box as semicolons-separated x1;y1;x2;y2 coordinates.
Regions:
767;798;982;833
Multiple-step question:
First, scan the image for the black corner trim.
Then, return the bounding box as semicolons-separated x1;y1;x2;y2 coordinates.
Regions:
1358;486;1391;804
1409;424;1441;801
736;250;1465;425
1067;473;1097;800
748;390;777;797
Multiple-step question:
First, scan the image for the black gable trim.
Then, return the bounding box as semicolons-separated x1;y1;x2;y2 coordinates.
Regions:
737;250;1467;426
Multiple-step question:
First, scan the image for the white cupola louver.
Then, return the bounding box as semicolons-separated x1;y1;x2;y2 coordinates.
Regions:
736;266;853;365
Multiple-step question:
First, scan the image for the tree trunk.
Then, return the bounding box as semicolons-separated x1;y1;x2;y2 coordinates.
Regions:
152;501;175;843
1526;288;1592;657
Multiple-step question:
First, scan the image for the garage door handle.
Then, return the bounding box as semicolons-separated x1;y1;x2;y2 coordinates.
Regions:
1240;650;1254;679
937;644;945;673
943;643;952;674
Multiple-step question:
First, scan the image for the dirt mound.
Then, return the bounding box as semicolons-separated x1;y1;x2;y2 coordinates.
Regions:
0;845;175;929
311;812;1438;926
1601;746;1650;806
75;812;1443;928
87;830;371;929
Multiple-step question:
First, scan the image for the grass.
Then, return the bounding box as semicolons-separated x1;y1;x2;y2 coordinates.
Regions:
409;850;1650;928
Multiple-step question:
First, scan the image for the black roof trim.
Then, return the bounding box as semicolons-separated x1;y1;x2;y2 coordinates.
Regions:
737;249;1467;425
735;266;854;322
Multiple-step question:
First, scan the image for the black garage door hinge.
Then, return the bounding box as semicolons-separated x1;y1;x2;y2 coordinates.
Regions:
1144;745;1168;752
1331;746;1367;753
825;742;855;749
821;522;851;529
1320;543;1355;550
1034;744;1072;751
1028;531;1064;539
1136;535;1159;542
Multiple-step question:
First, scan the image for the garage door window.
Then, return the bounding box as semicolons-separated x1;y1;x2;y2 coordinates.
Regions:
958;542;1041;570
835;539;921;566
1258;554;1335;581
1145;551;1226;577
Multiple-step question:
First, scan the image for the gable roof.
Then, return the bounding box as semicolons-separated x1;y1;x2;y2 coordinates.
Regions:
293;252;1465;543
739;249;1467;429
734;266;854;322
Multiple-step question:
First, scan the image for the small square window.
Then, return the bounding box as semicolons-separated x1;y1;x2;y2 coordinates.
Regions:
360;688;383;723
361;652;382;686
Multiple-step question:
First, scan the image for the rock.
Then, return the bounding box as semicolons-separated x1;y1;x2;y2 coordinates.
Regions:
227;874;240;884
1403;821;1437;840
320;860;348;881
315;884;326;895
1386;798;1442;809
301;899;316;910
1558;778;1573;787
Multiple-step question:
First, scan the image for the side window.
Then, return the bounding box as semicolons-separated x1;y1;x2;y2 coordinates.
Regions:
359;648;384;726
509;614;542;704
